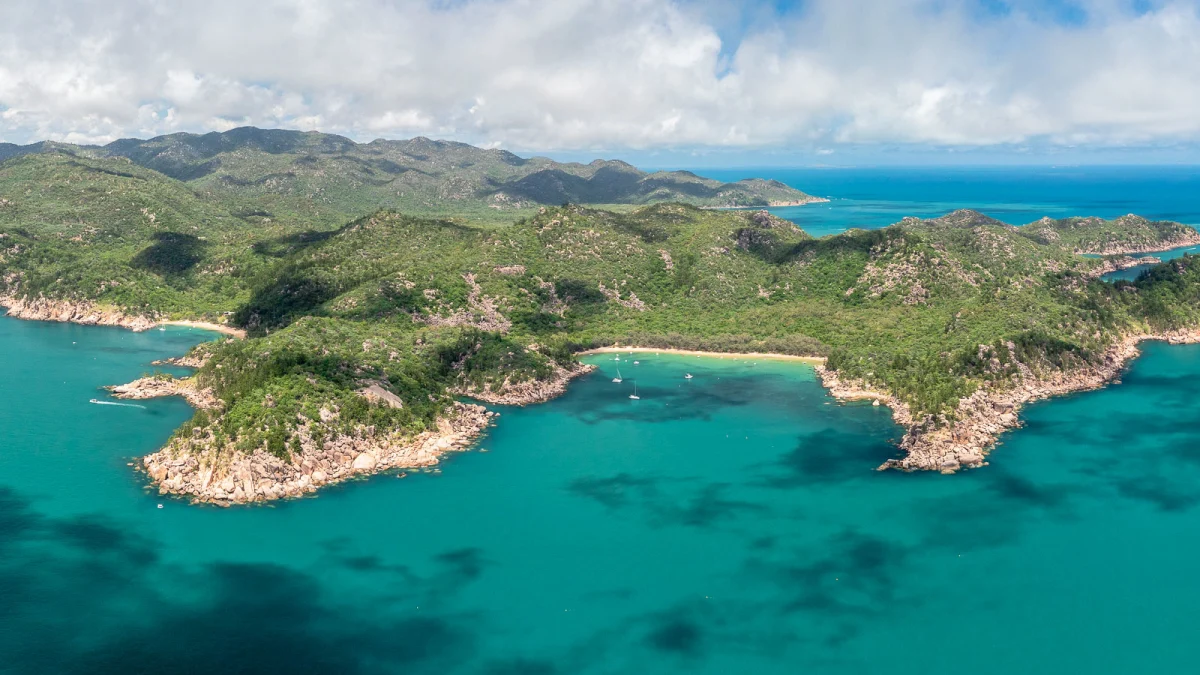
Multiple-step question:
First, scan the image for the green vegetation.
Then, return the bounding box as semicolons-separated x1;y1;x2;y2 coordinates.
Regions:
1020;214;1200;253
0;127;819;229
4;133;1200;464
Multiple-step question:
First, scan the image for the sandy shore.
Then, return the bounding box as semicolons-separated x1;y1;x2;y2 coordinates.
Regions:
578;346;826;364
704;197;830;210
157;320;246;338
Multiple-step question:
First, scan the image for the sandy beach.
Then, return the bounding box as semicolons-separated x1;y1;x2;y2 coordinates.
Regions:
577;346;826;364
157;320;247;339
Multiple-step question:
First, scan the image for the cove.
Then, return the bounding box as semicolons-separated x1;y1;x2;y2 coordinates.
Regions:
3;313;1200;674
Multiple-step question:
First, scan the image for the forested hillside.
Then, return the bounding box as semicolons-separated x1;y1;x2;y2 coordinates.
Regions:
0;127;822;228
5;139;1200;499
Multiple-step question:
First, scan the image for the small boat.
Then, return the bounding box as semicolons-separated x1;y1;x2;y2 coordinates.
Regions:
629;383;640;400
633;361;640;365
157;504;163;509
685;373;694;380
613;366;623;384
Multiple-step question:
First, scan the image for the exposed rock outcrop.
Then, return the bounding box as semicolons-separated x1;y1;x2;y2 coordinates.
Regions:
108;376;221;410
143;402;496;505
151;353;211;369
0;295;158;331
0;294;241;337
132;356;592;504
820;328;1200;474
454;362;596;406
1089;255;1162;278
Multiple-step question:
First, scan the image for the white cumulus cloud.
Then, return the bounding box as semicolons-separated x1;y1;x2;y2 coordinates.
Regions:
0;0;1198;154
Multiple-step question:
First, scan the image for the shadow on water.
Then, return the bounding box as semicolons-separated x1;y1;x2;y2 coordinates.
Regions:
567;473;765;530
758;427;901;487
0;486;494;675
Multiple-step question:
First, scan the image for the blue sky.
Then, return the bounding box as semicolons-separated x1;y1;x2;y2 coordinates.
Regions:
1;0;1199;166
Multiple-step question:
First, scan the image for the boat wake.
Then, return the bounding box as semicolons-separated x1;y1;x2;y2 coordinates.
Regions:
89;399;147;410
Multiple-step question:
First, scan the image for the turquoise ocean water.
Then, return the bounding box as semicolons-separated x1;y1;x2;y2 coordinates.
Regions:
5;315;1200;674
5;167;1200;673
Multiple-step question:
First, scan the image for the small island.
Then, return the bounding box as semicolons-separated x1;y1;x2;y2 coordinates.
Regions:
5;129;1200;503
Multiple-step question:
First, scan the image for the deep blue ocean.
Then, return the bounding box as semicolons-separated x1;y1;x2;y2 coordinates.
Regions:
700;166;1200;237
4;167;1200;674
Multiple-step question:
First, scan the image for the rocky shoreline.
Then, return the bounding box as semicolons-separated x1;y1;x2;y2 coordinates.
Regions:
820;328;1200;474
453;362;596;405
143;402;497;505
2;293;597;504
108;376;221;410
1;294;159;331
127;360;594;505
1079;231;1200;256
0;294;242;335
705;196;830;210
1090;255;1162;277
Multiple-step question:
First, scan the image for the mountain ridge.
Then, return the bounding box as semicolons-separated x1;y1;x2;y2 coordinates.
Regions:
0;127;823;222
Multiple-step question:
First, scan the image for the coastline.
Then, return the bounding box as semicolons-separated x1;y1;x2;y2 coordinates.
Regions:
10;287;1200;494
126;361;593;505
820;328;1200;474
1090;255;1162;278
704;197;830;210
1078;233;1200;256
0;295;244;337
578;346;826;364
143;402;498;505
454;362;597;405
158;320;247;338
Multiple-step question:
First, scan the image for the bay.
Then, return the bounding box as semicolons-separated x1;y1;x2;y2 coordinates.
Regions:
4;310;1200;673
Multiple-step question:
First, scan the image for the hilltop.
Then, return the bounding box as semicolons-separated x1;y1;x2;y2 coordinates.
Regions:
1020;214;1200;254
0;127;822;227
5;189;1200;501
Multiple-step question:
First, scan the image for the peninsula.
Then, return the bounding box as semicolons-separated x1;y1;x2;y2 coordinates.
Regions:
4;128;1200;502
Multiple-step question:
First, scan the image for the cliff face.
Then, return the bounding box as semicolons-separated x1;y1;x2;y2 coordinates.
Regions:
0;295;158;331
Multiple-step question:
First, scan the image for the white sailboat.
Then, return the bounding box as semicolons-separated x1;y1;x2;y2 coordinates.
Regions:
684;373;694;380
613;366;623;383
629;382;640;400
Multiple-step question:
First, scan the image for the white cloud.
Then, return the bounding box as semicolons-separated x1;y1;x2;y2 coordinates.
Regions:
0;0;1198;152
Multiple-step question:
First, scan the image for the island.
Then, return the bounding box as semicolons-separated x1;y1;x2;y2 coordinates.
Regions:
4;128;1200;503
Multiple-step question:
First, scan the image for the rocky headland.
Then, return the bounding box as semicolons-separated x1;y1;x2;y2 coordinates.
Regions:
706;196;830;210
1079;232;1200;256
124;359;593;505
1090;255;1163;277
143;402;496;505
1;294;159;331
109;375;221;410
820;328;1200;474
453;362;596;405
0;294;244;336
